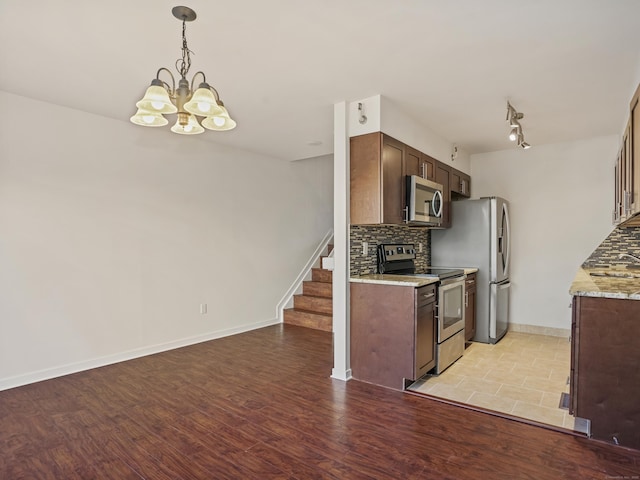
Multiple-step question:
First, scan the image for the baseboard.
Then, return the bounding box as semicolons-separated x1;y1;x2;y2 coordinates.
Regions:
507;323;570;338
0;317;280;392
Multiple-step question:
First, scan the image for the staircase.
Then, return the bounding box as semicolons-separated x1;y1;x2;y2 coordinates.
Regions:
283;248;333;332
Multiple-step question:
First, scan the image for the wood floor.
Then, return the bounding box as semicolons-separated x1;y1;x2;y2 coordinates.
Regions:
1;325;639;479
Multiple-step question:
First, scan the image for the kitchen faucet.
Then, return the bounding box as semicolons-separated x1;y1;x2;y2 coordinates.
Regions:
618;253;640;264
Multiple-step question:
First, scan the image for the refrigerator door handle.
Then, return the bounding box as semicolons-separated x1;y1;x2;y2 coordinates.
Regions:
502;202;511;275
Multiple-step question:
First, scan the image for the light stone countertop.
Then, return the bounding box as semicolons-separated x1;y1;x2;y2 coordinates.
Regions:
349;274;439;287
435;267;479;274
350;267;478;287
570;267;640;300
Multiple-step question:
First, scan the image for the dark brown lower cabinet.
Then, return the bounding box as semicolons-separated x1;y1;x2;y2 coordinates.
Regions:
465;273;477;342
350;282;436;390
571;295;640;450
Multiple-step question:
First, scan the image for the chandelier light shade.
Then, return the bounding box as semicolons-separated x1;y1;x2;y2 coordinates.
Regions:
130;108;169;127
505;102;530;149
202;101;237;131
130;6;236;135
171;113;205;135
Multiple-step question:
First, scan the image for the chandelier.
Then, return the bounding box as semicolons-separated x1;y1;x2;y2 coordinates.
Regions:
130;6;236;135
506;102;530;149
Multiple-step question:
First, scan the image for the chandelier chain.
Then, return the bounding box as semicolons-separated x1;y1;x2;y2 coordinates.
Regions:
176;19;193;79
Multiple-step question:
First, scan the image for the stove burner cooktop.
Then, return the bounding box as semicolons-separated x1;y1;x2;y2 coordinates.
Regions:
377;243;464;279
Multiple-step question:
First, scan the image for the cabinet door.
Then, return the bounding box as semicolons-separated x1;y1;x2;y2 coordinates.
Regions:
415;286;436;377
451;170;462;194
465;274;477;342
381;136;405;224
572;296;640;449
405;146;421;178
631;85;640;215
450;167;471;198
459;172;471;197
350;132;383;224
570;296;579;415
435;161;452;228
420;154;436;181
623;122;633;218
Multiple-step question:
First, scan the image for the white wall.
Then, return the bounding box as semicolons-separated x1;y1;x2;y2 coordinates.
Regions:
380;96;471;173
347;95;470;172
0;91;333;390
471;135;618;330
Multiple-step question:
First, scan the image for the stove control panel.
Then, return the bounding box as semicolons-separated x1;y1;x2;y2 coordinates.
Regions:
378;244;416;263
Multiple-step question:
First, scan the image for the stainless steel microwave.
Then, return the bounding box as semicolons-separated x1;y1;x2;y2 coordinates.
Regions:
405;175;443;226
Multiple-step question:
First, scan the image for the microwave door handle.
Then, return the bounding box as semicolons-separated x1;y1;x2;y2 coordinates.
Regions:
433;190;443;218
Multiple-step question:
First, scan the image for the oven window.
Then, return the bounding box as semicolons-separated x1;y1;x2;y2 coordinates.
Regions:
442;284;463;329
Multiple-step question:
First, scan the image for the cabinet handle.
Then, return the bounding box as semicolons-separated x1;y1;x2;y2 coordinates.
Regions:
422;292;435;299
467;279;475;285
465;291;469;307
403;206;409;223
421;163;426;178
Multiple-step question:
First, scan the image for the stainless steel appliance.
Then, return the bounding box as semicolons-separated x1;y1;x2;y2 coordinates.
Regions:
405;175;443;226
377;244;466;374
431;197;511;344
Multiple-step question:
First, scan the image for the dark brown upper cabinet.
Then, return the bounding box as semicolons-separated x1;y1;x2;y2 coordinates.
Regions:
350;131;469;227
451;168;471;198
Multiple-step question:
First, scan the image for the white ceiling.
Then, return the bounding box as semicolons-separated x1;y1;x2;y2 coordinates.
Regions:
1;0;639;161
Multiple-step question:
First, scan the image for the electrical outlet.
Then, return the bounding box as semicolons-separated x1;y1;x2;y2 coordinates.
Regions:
419;243;423;253
200;303;207;314
362;241;368;255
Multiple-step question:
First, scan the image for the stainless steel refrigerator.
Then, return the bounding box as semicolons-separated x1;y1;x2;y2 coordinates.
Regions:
431;197;511;344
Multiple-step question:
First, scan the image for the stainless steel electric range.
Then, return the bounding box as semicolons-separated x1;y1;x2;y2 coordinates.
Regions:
377;243;466;374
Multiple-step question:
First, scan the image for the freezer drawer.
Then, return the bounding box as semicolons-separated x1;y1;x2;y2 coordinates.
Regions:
490;280;510;343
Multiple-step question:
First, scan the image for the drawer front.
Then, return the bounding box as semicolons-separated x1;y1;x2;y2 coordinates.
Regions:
465;273;477;291
416;285;436;307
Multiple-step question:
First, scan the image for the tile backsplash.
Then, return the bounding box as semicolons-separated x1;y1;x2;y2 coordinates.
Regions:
350;225;431;276
582;227;640;268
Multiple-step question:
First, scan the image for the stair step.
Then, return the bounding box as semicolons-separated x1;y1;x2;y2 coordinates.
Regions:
294;294;332;315
283;309;332;332
312;268;332;283
303;281;332;298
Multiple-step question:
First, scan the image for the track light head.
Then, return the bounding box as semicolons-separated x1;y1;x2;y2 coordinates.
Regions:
505;101;531;149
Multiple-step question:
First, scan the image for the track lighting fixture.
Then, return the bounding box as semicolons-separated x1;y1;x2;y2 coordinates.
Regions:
130;6;236;135
506;102;530;149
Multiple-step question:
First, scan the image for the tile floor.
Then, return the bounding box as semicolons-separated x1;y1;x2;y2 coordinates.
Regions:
409;332;587;432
